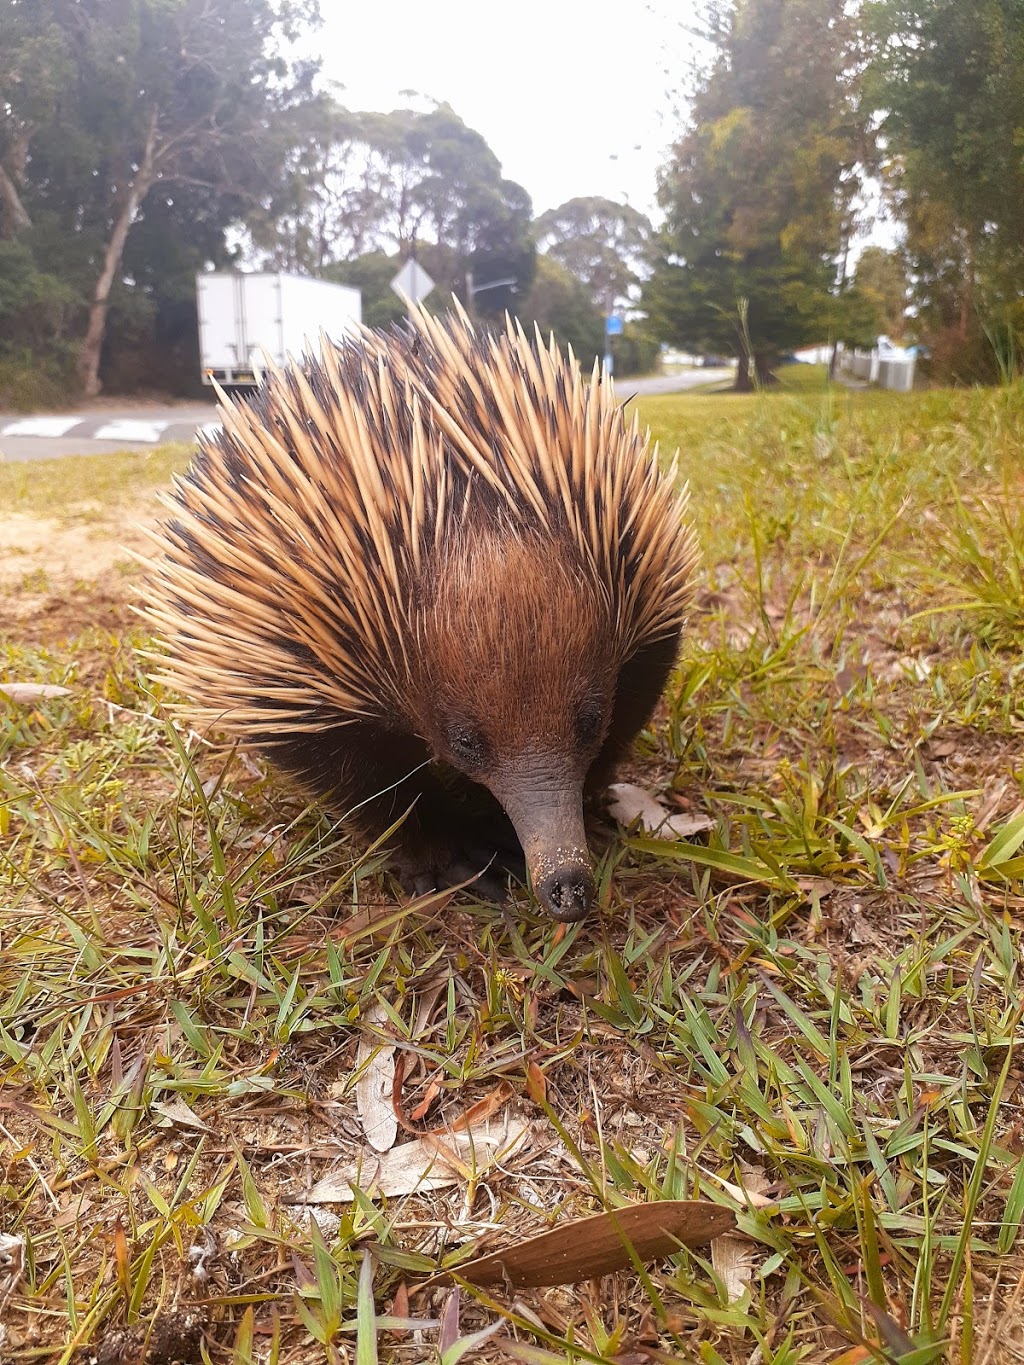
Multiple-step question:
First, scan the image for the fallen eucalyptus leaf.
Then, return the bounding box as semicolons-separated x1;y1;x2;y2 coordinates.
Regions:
0;683;72;703
437;1199;734;1288
355;1002;398;1153
298;1114;531;1202
711;1231;756;1303
152;1096;214;1133
608;782;715;839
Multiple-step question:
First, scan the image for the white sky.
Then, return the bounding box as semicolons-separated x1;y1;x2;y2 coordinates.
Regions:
318;0;708;221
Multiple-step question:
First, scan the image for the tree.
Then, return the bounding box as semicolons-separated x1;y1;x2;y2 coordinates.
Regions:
851;246;908;340
515;255;605;366
534;196;654;315
16;0;321;396
0;1;74;239
323;251;408;330
644;0;866;389
864;0;1024;373
247;102;536;317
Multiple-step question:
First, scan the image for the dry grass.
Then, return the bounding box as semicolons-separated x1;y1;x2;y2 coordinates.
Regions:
3;379;1024;1363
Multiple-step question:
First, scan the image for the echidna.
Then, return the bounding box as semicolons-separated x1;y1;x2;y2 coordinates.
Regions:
144;307;698;920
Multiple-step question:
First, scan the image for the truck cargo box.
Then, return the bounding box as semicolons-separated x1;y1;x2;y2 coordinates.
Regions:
197;272;362;389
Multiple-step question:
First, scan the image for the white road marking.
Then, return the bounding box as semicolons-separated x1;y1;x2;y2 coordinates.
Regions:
0;416;88;437
91;419;172;443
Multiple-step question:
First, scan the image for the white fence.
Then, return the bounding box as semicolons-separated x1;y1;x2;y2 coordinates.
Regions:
841;345;916;392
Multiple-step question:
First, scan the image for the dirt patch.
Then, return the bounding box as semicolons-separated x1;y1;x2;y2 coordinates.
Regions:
0;508;159;644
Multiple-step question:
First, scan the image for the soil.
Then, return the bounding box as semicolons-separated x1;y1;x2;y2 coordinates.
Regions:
0;508;158;644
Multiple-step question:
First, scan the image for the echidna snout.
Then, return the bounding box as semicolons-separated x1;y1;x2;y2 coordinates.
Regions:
483;764;597;921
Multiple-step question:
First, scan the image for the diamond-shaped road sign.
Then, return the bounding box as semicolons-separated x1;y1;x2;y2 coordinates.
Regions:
390;258;435;306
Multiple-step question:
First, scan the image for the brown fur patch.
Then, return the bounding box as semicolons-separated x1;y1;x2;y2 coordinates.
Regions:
411;529;616;759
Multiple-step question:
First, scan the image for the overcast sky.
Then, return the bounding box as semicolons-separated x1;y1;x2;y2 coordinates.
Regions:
319;0;708;221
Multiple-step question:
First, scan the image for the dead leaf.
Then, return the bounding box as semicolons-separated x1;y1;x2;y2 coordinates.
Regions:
439;1287;460;1353
711;1232;755;1302
297;1112;531;1202
695;1164;776;1210
608;783;714;840
411;978;446;1038
0;1233;25;1312
152;1096;214;1133
408;1078;442;1123
443;1079;515;1134
0;683;72;703
923;737;956;758
796;876;837;902
355;1002;398;1153
525;1062;547;1106
437;1199;734;1289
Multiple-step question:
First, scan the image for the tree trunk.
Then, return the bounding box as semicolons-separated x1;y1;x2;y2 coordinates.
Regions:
0;161;32;237
78;111;158;397
754;351;778;387
733;341;753;391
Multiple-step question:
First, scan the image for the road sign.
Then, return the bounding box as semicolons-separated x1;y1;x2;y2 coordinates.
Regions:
605;314;624;336
390;258;435;306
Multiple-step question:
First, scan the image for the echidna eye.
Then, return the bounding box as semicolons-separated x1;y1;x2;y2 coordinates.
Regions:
575;699;604;746
446;724;488;771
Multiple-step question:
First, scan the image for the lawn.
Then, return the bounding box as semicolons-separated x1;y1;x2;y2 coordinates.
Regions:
2;378;1024;1363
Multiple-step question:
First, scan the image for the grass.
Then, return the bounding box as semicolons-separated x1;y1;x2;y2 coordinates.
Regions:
0;444;191;519
3;378;1024;1362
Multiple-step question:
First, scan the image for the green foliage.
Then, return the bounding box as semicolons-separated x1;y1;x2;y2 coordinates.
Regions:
250;102;536;321
514;255;605;368
0;238;78;406
0;0;323;395
644;0;865;387
865;0;1024;378
852;246;910;342
323;253;409;331
0;351;77;412
534;196;654;314
0;239;77;352
610;322;662;378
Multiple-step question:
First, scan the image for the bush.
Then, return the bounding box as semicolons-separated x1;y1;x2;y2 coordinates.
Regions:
0;348;78;412
918;312;1024;387
611;324;661;377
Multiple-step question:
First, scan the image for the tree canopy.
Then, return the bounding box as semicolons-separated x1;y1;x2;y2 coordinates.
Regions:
864;0;1024;379
533;196;653;316
1;0;322;396
3;0;1022;400
643;0;866;387
248;102;536;320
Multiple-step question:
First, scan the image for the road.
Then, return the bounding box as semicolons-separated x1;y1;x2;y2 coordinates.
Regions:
0;369;731;463
613;368;733;399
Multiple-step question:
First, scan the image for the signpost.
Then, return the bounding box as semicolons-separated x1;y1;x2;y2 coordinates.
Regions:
605;313;623;375
390;258;435;309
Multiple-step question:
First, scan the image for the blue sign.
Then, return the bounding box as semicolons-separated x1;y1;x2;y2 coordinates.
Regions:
605;314;624;336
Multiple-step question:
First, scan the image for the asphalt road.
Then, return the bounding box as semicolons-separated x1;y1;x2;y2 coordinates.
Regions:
0;369;732;463
613;368;733;398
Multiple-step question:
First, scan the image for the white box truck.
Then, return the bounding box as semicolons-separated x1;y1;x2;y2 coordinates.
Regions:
196;272;362;390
